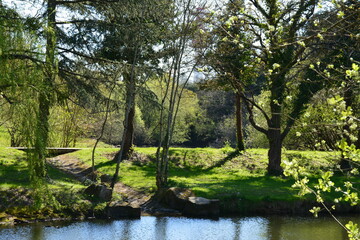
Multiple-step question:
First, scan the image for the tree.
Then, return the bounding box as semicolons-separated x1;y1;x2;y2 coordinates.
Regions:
283;2;360;238
194;0;254;151
155;0;207;190
95;0;174;161
0;2;50;186
0;4;41;148
1;0;121;191
30;0;57;185
92;0;177;195
184;86;237;147
304;0;359;169
227;0;324;175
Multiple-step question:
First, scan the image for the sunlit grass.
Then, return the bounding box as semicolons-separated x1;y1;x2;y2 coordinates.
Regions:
0;147;84;190
75;138;115;148
0;145;349;209
69;147;342;203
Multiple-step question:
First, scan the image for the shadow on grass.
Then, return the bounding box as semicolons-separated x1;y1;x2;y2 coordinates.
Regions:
114;150;244;180
78;159;118;177
0;164;29;186
205;150;241;170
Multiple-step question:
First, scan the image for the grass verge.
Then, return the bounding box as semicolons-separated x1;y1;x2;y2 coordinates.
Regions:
69;147;354;215
1;145;358;217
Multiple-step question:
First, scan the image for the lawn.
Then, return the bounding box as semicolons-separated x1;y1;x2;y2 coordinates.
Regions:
0;131;356;216
69;146;343;204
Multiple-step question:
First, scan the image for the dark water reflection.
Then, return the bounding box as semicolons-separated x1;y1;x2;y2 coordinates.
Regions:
0;216;356;240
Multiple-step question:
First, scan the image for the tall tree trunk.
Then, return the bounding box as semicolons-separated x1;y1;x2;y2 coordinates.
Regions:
235;91;245;151
267;129;283;176
122;93;135;160
119;72;135;160
111;71;136;163
267;84;284;176
30;0;56;184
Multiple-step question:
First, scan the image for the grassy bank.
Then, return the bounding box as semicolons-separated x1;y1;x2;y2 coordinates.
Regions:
69;146;354;215
0;147;91;223
0;143;358;219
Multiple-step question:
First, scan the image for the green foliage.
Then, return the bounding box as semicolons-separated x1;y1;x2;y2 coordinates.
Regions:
346;221;360;240
0;126;10;147
283;135;360;240
184;88;236;147
0;5;43;150
139;78;201;145
49;103;85;147
286;93;342;150
221;140;234;154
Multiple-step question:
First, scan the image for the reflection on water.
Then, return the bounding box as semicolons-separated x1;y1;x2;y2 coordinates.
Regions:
0;216;356;240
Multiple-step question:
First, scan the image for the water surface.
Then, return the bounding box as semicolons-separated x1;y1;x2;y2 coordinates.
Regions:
0;216;356;240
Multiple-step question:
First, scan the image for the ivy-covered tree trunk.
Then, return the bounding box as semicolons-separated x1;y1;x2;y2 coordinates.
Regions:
235;91;245;151
267;129;283;175
267;66;288;175
30;0;56;184
122;72;135;160
267;89;284;175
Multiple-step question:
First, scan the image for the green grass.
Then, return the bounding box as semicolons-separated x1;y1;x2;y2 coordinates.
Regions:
0;147;84;190
1;145;355;216
75;138;115;148
69;147;346;204
0;147;90;220
0;146;344;199
0;148;29;188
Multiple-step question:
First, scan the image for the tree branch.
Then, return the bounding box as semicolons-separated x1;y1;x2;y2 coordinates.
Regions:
0;53;44;64
241;93;269;135
55;0;121;5
249;0;270;19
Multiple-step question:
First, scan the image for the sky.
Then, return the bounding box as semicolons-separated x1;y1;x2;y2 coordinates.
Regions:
3;0;42;17
3;0;70;22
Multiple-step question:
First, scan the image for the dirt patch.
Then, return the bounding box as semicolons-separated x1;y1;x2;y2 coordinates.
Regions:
102;151;152;166
47;154;150;208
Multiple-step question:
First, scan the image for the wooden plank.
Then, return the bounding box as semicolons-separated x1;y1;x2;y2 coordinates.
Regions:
8;147;83;156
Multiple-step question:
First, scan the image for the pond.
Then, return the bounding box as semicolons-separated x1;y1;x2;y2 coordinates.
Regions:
0;215;357;240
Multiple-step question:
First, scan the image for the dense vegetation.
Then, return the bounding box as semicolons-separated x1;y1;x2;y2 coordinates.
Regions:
0;0;359;238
